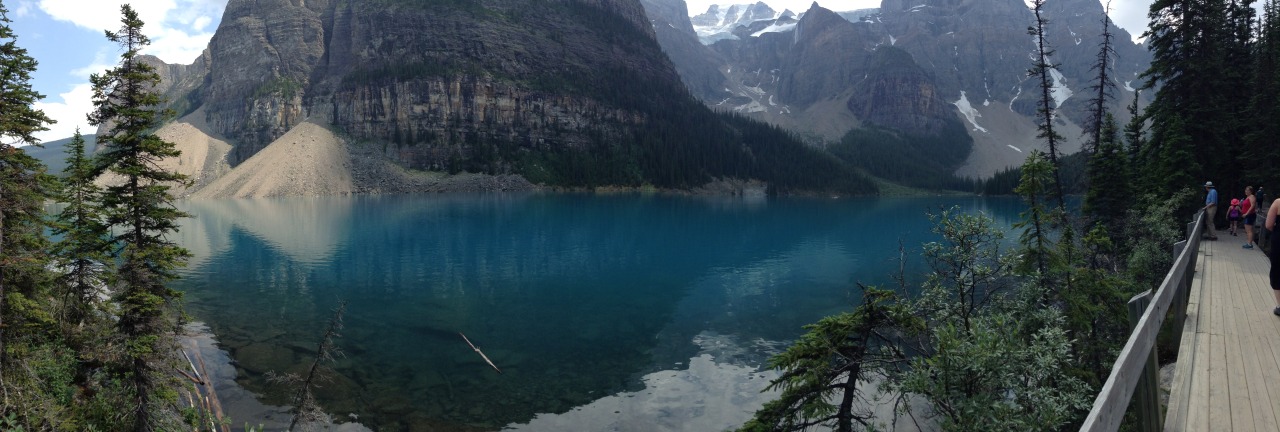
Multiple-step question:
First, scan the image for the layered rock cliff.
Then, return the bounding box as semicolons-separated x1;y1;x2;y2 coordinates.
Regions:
196;0;679;167
136;0;874;197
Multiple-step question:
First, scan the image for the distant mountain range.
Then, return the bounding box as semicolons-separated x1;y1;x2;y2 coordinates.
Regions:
88;0;875;199
55;0;1156;198
640;0;1152;179
689;2;796;44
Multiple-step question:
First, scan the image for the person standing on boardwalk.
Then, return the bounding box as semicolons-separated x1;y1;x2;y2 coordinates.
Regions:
1266;197;1280;315
1228;199;1242;236
1242;186;1257;249
1203;181;1219;240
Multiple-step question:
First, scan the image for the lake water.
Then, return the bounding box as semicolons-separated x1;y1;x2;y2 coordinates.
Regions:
172;193;1026;431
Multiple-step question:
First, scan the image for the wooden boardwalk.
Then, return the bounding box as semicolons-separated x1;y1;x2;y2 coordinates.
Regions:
1165;237;1280;432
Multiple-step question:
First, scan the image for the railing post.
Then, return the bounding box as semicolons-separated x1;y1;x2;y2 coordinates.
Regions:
1127;291;1163;432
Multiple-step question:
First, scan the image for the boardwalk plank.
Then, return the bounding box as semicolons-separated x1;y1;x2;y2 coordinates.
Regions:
1165;251;1206;431
1166;236;1280;432
1221;255;1254;432
1130;221;1280;432
1207;333;1231;430
1183;241;1215;432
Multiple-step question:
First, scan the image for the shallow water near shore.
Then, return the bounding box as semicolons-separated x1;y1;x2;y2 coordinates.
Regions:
171;193;1025;431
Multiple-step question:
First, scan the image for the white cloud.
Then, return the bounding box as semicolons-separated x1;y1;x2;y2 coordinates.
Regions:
70;48;115;77
27;0;227;142
37;0;225;64
13;0;35;17
32;82;94;143
192;15;212;31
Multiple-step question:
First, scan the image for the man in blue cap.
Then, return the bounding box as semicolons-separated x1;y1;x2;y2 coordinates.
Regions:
1204;181;1218;240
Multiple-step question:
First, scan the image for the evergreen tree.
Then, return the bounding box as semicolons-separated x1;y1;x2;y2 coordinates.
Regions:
51;129;113;330
739;288;907;432
1084;2;1118;157
0;0;54;380
1123;91;1145;163
87;5;191;430
1244;0;1280;189
1014;151;1056;283
1028;0;1066;210
1142;0;1240;202
1084;115;1132;242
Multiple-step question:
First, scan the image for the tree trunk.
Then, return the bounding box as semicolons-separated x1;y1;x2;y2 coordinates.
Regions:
836;363;861;432
1;178;6;369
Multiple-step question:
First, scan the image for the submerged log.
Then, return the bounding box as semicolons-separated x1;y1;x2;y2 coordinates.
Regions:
459;332;503;374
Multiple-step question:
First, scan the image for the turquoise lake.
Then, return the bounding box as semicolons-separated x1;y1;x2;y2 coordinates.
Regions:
171;194;1027;431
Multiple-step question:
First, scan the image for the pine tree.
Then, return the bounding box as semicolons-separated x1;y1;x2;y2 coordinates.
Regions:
1084;1;1118;157
1028;0;1066;210
1141;0;1239;201
51;129;113;330
1085;115;1132;242
87;5;191;430
1244;0;1280;189
1014;151;1056;282
1123;91;1145;163
0;0;54;378
738;288;907;432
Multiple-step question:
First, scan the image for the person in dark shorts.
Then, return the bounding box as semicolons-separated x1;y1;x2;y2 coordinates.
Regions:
1243;186;1258;249
1267;197;1280;316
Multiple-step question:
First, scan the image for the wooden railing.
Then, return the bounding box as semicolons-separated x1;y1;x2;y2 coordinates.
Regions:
1079;210;1205;432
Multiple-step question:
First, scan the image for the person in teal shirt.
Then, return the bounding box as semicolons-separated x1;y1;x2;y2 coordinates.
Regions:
1204;181;1219;240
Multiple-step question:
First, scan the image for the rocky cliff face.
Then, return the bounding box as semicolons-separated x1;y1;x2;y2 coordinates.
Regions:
133;0;874;197
640;0;730;101
647;0;1152;176
705;4;948;133
875;0;1148;124
186;0;683;168
846;46;953;133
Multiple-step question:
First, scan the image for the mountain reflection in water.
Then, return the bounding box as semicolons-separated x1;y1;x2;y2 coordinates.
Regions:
171;193;1025;431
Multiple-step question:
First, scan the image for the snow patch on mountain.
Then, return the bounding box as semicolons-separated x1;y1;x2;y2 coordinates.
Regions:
953;91;988;133
1008;144;1023;153
691;3;784;45
1049;68;1073;108
691;4;880;45
752;22;797;37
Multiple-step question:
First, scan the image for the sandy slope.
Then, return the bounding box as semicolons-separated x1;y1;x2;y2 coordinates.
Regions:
192;121;356;199
95;108;233;197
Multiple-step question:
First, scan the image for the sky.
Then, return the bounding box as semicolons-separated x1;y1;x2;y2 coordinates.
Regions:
8;0;227;143
2;0;1251;143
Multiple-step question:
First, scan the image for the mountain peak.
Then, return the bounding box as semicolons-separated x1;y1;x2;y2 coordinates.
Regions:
691;2;783;44
795;2;849;39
